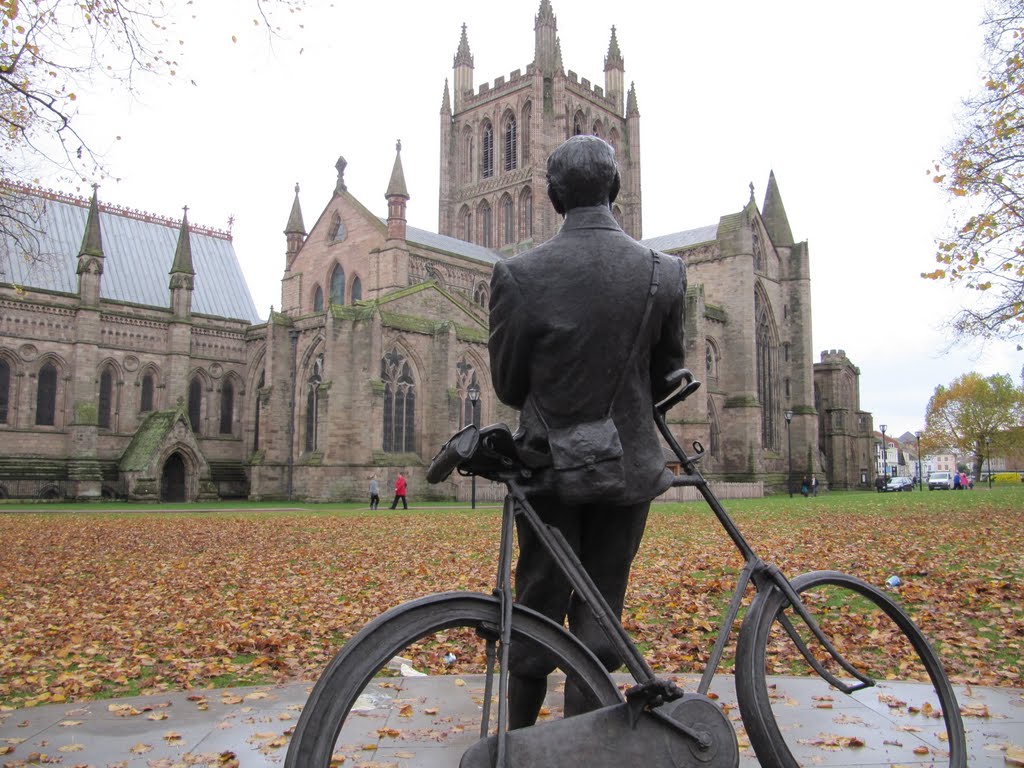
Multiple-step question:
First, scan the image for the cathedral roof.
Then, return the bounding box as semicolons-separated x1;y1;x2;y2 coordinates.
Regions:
382;219;502;265
0;183;260;322
642;223;719;253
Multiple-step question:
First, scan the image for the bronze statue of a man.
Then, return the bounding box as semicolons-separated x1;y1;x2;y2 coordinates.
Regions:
488;135;687;727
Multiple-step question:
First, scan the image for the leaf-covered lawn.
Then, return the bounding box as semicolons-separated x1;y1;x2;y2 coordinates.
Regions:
0;488;1021;708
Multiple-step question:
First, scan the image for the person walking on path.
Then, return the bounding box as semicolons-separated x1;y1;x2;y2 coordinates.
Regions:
369;475;380;510
390;472;408;509
811;474;819;496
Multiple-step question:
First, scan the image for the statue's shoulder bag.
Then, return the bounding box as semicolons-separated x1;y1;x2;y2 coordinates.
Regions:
534;252;661;505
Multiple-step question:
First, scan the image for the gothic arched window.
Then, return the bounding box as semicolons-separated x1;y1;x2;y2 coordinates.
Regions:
305;355;323;452
219;379;235;435
313;285;324;312
709;397;721;458
35;361;57;426
705;339;720;383
140;372;155;413
521;102;532;163
519;187;533;240
462;127;474;184
501;194;514;245
351;276;362;303
0;358;9;423
755;289;779;450
460;205;473;243
752;227;764;273
474;283;489;308
98;365;114;430
252;370;265;453
573;110;585;136
482;121;494;179
479;200;492;247
504;113;517;171
329;264;345;305
188;376;202;433
382;349;416;453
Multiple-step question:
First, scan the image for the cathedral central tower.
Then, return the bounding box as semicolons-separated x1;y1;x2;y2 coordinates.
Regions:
438;0;642;252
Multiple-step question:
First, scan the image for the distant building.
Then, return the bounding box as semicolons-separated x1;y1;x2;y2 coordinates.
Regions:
813;350;875;489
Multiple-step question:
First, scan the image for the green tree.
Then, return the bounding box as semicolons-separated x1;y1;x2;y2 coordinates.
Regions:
923;372;1024;478
925;0;1024;341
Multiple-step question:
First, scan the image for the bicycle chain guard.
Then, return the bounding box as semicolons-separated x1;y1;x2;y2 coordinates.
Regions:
459;693;738;768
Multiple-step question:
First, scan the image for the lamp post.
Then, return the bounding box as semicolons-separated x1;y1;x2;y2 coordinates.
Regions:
915;431;923;491
880;424;888;484
986;435;993;489
468;382;481;509
784;409;794;497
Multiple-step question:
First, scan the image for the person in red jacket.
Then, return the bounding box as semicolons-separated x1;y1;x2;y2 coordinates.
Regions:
389;472;408;509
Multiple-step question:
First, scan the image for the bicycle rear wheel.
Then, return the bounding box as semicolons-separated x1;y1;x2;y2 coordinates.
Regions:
735;570;966;767
285;591;621;768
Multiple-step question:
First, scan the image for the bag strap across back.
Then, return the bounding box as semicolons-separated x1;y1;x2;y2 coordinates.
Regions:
533;250;662;429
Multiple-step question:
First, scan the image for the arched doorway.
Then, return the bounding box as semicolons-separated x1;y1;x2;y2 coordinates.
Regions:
160;453;188;502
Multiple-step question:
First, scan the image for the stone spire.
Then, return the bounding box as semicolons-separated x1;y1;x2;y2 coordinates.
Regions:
452;23;474;112
604;26;624;70
169;207;195;278
284;183;305;268
78;185;103;260
441;78;451;115
626;81;639;116
762;170;794;245
554;36;564;74
454;22;474;67
169;207;194;317
76;184;104;305
534;0;559;76
285;183;305;235
386;140;410;241
604;26;625;116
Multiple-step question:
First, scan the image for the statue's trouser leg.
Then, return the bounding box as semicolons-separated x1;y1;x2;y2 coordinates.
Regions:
509;496;651;725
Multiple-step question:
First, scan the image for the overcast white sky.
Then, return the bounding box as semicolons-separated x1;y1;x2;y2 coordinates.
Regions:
51;0;1022;439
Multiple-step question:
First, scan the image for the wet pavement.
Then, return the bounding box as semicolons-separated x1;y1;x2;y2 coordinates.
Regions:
0;673;1020;766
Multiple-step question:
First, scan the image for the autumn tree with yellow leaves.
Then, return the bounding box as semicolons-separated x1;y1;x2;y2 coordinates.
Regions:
923;371;1024;478
926;0;1024;340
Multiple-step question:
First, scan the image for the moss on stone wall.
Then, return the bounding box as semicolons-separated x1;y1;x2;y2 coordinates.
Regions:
73;401;97;425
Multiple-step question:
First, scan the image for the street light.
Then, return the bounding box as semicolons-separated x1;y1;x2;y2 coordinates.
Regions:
915;431;923;491
467;382;481;509
986;435;993;489
784;409;794;498
880;424;888;483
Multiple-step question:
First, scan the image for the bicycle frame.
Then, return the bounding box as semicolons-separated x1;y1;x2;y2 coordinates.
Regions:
475;407;880;764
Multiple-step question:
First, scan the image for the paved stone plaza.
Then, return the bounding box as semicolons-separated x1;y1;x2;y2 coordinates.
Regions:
0;673;1019;766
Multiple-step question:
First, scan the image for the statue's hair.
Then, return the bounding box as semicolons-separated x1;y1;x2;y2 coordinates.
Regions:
546;135;620;214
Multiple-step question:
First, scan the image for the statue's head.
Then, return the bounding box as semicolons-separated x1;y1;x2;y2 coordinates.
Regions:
546;135;620;215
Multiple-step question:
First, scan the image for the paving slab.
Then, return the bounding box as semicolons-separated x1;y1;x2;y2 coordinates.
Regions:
0;674;1019;766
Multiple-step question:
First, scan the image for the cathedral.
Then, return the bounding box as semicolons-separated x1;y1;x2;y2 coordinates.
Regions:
0;1;875;502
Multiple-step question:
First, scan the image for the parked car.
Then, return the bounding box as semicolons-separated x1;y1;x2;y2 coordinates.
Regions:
885;476;915;492
928;471;954;490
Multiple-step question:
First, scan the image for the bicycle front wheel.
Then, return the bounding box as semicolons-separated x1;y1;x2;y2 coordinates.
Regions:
285;591;621;768
735;570;966;767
